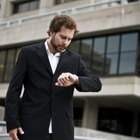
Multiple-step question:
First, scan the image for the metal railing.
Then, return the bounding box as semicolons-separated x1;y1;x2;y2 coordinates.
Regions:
0;121;9;140
75;136;106;140
0;121;103;140
0;0;123;27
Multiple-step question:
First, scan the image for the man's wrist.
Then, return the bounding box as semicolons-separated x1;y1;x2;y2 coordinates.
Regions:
75;75;79;85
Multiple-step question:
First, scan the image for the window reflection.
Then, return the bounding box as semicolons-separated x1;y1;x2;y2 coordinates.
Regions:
0;32;139;83
4;49;15;82
81;39;92;68
69;40;80;53
94;37;106;54
106;54;118;74
13;0;39;14
107;35;120;53
105;35;120;75
55;0;76;4
119;33;138;74
119;52;136;74
0;51;6;82
92;37;106;75
121;33;138;52
98;108;133;135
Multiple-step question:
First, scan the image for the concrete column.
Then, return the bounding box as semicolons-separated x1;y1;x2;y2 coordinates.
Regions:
0;0;7;19
2;0;14;18
0;106;4;120
82;99;98;130
40;0;54;9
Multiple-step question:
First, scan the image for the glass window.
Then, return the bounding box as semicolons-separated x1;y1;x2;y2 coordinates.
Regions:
107;35;120;53
13;0;39;14
81;39;93;68
121;33;138;52
92;37;106;75
4;49;16;82
0;51;6;82
70;40;80;53
30;0;39;10
18;3;29;13
55;0;76;4
106;54;118;74
98;108;133;135
105;35;120;75
119;52;136;74
15;48;21;62
119;33;138;74
94;37;106;54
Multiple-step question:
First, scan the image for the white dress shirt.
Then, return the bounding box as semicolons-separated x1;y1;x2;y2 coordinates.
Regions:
44;40;61;133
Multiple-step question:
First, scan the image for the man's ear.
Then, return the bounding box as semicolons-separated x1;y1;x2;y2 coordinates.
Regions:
50;32;55;37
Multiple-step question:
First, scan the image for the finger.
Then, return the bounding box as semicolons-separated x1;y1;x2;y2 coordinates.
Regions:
57;80;64;86
18;127;24;134
61;73;71;82
68;75;75;82
9;129;17;138
9;131;19;140
57;77;66;85
13;133;19;140
56;73;71;86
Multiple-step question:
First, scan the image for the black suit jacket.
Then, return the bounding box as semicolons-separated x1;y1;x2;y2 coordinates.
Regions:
5;41;102;140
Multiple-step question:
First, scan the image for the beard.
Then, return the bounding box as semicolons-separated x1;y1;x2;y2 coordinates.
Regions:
50;37;67;53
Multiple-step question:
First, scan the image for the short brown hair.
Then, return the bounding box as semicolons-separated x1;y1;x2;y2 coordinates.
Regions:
47;14;79;36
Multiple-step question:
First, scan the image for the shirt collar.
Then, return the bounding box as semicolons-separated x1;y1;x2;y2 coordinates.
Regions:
44;40;61;57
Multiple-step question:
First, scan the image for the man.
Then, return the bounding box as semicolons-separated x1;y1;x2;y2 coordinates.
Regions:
5;14;102;140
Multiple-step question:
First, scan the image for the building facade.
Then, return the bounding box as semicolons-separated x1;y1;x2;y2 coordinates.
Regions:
0;0;140;139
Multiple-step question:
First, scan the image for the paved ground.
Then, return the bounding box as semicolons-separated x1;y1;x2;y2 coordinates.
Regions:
0;137;11;140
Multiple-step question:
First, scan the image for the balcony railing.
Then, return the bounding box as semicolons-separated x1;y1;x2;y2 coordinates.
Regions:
0;121;140;140
0;0;132;28
0;121;104;140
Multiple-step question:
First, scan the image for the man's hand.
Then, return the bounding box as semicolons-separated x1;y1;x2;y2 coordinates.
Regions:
9;127;24;140
55;72;79;87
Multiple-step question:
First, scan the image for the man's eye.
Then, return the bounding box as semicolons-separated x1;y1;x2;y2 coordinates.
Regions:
61;36;66;39
60;35;72;41
60;36;66;39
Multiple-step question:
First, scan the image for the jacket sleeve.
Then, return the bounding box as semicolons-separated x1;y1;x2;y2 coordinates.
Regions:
5;48;27;132
75;56;102;92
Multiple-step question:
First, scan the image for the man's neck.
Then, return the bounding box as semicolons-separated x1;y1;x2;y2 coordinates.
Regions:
47;38;56;55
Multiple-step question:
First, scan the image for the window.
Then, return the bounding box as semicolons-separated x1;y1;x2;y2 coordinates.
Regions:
4;49;16;82
13;0;39;14
0;48;20;83
70;32;139;76
98;108;133;136
92;37;106;75
55;0;77;4
105;35;120;75
128;0;139;2
69;40;80;53
0;51;6;82
81;39;93;68
0;41;40;83
119;33;138;74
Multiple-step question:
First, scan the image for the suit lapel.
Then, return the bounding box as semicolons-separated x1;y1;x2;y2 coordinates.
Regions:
55;50;69;74
36;42;53;75
36;41;70;75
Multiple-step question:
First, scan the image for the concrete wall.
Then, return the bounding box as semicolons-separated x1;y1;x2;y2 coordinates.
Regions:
0;1;140;47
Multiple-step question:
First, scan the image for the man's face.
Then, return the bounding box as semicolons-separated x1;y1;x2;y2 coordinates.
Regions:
50;26;75;53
